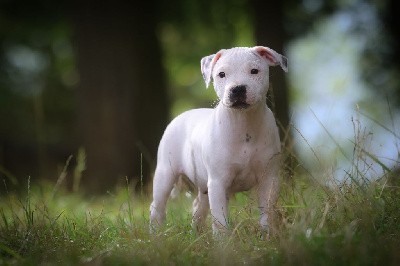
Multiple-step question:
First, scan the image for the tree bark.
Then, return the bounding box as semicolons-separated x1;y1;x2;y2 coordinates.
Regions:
251;0;290;140
71;1;169;193
251;0;295;178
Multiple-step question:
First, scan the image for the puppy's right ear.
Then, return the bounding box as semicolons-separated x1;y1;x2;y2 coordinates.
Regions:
200;51;223;88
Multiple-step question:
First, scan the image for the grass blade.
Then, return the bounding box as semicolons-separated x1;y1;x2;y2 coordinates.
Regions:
0;242;22;260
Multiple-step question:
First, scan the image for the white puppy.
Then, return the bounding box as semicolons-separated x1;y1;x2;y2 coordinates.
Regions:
150;46;288;234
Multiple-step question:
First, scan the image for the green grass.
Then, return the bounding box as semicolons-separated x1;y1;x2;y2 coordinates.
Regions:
0;168;399;265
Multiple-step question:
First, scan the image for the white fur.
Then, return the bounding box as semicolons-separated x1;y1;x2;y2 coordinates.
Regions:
150;46;288;234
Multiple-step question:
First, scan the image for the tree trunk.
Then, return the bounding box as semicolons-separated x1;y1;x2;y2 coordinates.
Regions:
251;0;295;178
71;1;169;193
251;0;290;141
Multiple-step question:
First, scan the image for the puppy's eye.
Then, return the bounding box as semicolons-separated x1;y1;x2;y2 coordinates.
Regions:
218;72;225;78
251;69;259;74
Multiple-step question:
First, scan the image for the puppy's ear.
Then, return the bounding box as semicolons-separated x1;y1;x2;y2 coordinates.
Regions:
200;50;224;88
254;46;288;72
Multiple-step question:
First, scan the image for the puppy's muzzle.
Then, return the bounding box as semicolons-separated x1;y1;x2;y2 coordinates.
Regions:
229;85;249;109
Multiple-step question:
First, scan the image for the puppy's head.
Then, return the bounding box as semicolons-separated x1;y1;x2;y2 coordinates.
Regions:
201;46;288;110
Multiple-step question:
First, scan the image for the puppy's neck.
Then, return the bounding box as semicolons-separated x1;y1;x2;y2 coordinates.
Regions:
215;101;267;131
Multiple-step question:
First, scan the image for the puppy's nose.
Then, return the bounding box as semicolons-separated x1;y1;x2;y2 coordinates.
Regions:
230;85;246;99
228;85;249;109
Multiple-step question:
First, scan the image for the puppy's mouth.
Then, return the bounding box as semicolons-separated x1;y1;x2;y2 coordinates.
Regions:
231;101;250;109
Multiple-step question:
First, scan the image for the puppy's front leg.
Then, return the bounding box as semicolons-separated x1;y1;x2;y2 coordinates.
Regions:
208;179;229;234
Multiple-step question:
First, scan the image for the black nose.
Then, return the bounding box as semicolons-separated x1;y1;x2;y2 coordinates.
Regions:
229;85;248;108
230;85;246;100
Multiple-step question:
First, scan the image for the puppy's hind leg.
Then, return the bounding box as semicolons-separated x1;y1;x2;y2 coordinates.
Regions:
191;190;209;232
258;176;279;234
150;166;177;230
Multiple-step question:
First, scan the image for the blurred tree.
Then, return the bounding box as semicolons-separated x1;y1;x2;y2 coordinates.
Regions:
251;0;294;176
0;0;169;193
370;0;400;105
252;0;289;140
0;0;77;187
70;1;169;193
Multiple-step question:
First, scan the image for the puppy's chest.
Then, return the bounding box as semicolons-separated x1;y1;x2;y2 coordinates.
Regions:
224;134;270;191
228;132;270;169
231;131;269;158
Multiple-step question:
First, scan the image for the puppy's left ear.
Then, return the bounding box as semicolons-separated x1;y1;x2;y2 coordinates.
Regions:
200;50;224;88
254;46;288;72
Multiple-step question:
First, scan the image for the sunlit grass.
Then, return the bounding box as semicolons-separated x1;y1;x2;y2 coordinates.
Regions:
1;167;399;265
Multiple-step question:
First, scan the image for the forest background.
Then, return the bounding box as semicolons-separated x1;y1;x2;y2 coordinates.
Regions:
0;0;399;194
